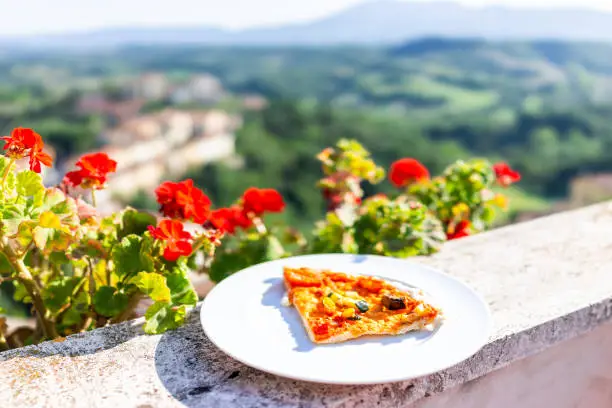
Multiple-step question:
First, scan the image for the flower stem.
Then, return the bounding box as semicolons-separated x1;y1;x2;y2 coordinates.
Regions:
15;261;59;339
252;216;268;235
1;158;15;189
91;189;97;207
2;242;58;340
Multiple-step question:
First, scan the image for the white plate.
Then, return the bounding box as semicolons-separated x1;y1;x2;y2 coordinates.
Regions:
200;254;491;385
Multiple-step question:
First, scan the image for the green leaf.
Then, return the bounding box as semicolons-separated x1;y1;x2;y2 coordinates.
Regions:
49;251;70;265
93;286;129;317
112;235;146;279
1;205;24;236
42;277;80;313
30;225;72;254
209;251;249;283
133;272;171;302
60;291;90;327
12;281;31;303
41;187;68;209
38;211;62;229
0;252;14;275
143;302;186;335
209;234;287;282
42;189;80;227
118;209;157;241
0;156;9;178
166;270;198;305
16;170;44;204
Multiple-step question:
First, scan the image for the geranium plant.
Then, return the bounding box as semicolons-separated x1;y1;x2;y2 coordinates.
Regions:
0;129;519;349
0;128;214;349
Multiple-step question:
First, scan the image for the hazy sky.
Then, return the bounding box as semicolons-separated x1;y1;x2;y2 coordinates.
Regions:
2;0;612;36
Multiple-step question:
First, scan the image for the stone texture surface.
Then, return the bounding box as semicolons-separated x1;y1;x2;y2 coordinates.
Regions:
3;202;612;407
413;321;612;408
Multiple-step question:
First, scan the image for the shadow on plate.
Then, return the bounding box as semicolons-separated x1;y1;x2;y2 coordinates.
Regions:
261;278;439;353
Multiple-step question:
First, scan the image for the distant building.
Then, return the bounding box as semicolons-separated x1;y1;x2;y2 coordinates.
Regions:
65;109;241;212
77;95;144;127
170;73;225;105
242;94;268;111
76;93;108;115
131;73;168;100
189;74;225;104
100;109;194;148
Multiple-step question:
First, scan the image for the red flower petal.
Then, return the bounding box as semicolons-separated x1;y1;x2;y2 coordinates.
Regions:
29;149;53;173
65;152;117;189
149;219;193;261
493;162;521;187
64;170;85;188
447;220;471;241
210;206;253;234
155;179;211;223
1;128;46;162
163;240;193;262
242;188;285;216
389;158;430;188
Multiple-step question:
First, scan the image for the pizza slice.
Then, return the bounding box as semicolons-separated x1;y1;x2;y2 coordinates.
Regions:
283;266;442;344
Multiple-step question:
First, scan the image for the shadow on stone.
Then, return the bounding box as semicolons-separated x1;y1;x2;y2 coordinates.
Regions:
0;319;145;361
153;307;428;407
153;307;247;407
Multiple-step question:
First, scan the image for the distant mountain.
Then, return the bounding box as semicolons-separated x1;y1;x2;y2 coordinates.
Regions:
4;0;612;49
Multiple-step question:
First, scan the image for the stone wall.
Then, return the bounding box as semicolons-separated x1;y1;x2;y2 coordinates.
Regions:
2;201;612;407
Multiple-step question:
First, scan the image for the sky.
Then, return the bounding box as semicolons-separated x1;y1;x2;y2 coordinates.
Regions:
2;0;612;36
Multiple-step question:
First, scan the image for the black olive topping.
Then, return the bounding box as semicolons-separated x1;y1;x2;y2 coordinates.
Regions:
382;294;407;310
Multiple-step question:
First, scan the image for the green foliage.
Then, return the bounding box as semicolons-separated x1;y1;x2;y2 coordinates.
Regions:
133;272;171;303
318;139;385;184
93;286;129;317
311;212;357;254
143;302;187;335
352;197;446;257
410;159;504;233
112;236;147;279
117;209;157;240
42;277;81;314
0;158;201;345
16;171;44;200
209;234;286;282
166;270;198;305
209;138;507;284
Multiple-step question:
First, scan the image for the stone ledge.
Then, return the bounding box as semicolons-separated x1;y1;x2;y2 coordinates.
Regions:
2;201;612;407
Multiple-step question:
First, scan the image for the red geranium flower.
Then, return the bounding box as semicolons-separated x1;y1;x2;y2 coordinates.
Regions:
64;152;117;190
493;162;521;187
447;220;471;241
1;128;53;173
155;179;211;224
28;133;53;173
148;219;193;262
389;158;430;188
242;188;285;216
210;206;253;234
1;127;37;159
